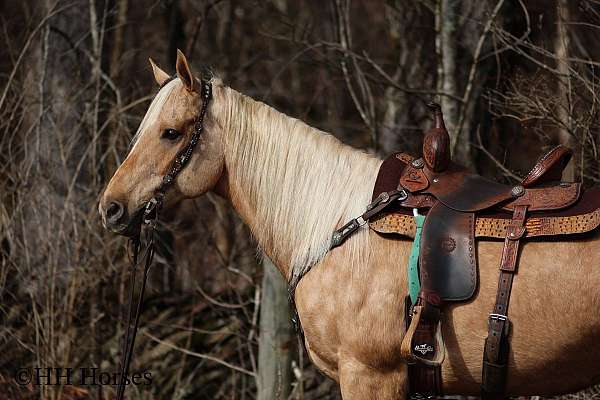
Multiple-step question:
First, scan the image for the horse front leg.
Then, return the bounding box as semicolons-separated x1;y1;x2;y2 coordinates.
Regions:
339;356;408;400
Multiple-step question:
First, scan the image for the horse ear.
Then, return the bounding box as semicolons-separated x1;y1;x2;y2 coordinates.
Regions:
176;49;195;92
149;58;170;86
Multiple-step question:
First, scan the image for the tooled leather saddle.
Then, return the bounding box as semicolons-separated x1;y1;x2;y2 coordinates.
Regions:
331;103;600;399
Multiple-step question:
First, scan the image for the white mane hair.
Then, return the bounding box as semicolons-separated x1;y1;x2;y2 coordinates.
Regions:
215;84;382;283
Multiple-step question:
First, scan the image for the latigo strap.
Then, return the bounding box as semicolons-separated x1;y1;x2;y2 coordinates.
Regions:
481;205;528;398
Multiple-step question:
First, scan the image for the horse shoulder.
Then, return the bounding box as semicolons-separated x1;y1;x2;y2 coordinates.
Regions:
295;232;412;374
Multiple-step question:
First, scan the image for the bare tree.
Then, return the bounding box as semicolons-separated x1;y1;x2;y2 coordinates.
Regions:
555;0;575;180
436;0;468;165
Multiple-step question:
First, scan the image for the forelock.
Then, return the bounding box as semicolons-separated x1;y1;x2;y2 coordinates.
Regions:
129;78;180;150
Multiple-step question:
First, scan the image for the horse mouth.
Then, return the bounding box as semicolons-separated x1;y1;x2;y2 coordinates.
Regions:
105;206;145;237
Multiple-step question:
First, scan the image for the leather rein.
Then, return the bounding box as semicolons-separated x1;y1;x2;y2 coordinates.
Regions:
115;76;213;400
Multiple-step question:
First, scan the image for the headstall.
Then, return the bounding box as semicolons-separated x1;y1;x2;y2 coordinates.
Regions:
115;74;212;400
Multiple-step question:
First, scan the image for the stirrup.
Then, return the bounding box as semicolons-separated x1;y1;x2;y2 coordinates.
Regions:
400;305;445;366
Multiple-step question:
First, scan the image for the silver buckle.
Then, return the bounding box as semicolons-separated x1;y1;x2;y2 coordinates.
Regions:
366;191;389;211
489;313;507;322
397;189;408;201
143;197;160;225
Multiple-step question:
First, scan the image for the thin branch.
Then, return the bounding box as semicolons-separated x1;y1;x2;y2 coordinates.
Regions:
144;331;256;377
475;126;521;181
454;0;506;154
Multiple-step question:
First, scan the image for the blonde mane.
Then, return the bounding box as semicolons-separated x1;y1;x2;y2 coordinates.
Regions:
215;84;382;283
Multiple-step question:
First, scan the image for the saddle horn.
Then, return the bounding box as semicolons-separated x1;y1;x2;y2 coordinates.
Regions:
423;103;451;173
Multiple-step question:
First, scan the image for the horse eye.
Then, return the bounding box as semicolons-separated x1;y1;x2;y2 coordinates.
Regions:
162;128;182;141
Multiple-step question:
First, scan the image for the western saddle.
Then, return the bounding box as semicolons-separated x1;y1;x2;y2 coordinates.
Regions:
330;103;600;399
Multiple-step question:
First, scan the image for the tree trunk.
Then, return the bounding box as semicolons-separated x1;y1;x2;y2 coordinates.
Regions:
436;0;472;168
19;1;97;398
379;3;405;156
555;0;575;181
108;0;128;80
166;0;185;67
257;257;293;400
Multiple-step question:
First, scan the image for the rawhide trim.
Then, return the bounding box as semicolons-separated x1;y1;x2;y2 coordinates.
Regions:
369;209;600;239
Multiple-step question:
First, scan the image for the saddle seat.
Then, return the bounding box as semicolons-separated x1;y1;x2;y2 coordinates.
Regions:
372;182;600;237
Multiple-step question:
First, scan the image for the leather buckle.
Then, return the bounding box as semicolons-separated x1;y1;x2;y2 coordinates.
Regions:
488;313;510;336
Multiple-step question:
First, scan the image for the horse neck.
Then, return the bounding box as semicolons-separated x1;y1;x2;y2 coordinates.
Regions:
215;86;382;281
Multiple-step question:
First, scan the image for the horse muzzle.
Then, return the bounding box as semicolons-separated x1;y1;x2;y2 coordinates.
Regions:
99;199;144;237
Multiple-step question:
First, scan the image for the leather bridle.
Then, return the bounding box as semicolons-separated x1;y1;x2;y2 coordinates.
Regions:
143;75;213;224
115;74;212;400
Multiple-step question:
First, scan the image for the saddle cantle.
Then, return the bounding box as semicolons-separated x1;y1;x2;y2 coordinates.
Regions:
367;103;599;398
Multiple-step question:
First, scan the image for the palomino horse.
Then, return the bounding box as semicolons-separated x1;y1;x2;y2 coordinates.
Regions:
99;51;600;399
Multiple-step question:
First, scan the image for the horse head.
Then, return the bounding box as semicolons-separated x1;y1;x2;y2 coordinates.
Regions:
99;50;225;236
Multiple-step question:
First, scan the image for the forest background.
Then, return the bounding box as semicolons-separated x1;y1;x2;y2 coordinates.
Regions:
1;0;600;399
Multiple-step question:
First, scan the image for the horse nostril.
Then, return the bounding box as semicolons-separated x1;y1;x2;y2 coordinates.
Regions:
106;201;125;224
